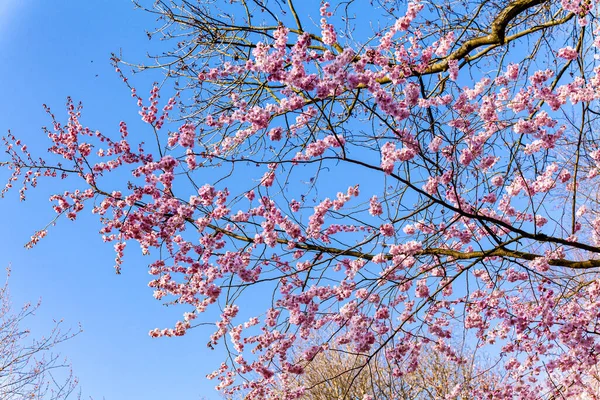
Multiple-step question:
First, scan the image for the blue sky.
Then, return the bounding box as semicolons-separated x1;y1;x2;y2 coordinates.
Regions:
0;1;225;399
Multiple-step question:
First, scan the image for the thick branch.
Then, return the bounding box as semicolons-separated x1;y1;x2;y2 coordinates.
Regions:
423;0;550;74
206;222;600;270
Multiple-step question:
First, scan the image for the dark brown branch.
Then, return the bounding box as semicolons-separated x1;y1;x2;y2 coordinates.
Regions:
205;222;600;270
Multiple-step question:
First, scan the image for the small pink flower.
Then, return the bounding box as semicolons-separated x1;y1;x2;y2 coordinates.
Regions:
448;59;459;81
369;195;383;216
557;46;578;60
380;223;395;237
415;279;429;298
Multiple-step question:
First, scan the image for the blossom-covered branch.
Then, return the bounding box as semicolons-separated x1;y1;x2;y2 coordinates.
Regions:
5;0;600;398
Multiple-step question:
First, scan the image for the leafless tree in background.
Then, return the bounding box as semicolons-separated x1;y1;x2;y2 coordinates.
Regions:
0;269;80;400
267;330;502;399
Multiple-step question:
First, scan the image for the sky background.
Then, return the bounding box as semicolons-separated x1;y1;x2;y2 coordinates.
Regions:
0;1;227;399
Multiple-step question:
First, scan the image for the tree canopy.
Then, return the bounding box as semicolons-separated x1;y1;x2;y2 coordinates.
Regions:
4;0;600;398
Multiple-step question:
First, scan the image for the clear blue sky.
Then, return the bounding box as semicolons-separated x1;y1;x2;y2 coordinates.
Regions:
0;1;225;399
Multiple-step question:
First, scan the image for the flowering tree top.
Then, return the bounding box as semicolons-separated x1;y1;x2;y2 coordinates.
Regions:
4;0;600;398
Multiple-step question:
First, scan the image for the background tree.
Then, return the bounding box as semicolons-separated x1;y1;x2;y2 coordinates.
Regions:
271;331;502;399
0;269;80;400
4;0;600;398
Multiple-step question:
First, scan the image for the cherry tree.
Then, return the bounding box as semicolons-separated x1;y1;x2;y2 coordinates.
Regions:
4;0;600;397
